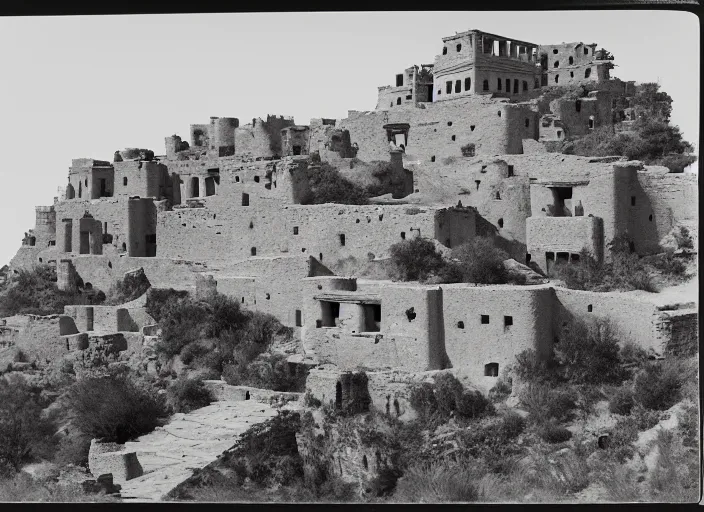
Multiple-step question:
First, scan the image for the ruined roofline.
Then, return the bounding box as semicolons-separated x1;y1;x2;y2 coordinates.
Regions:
442;29;539;48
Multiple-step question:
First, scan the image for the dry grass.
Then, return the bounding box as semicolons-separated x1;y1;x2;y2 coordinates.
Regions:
0;472;119;502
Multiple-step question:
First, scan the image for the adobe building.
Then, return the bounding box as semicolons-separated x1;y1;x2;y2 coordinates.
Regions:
5;27;697;390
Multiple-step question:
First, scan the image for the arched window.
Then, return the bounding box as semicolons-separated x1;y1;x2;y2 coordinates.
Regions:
456;44;461;52
554;61;559;68
482;79;489;91
569;56;574;65
396;97;401;105
584;68;592;78
554;74;559;83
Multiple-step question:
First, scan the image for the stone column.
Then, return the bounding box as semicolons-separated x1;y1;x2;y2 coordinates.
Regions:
339;303;366;333
199;177;207;198
61;219;73;252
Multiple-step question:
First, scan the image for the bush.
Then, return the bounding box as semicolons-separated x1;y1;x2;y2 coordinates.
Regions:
389;238;446;282
0;265;105;317
179;341;211;366
488;376;512;402
609;386;635;415
393;461;484;502
223;352;304;392
520;383;577;423
450;237;509;284
647;252;687;277
409;382;439;421
145;288;189;323
513;349;559;384
673;226;694;250
554;317;626;385
63;371;166;443
301;163;371;205
0;472;119;502
166;377;214;414
0;374;55;471
538;421;573;444
633;361;682;411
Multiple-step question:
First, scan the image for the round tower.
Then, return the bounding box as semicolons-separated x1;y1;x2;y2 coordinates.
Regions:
210;117;238;157
165;135;182;160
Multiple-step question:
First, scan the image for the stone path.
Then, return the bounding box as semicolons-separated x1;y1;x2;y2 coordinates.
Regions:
118;400;282;502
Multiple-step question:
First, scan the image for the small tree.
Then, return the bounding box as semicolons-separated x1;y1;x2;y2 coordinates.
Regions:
554;318;625;385
450;237;509;284
389;238;446;281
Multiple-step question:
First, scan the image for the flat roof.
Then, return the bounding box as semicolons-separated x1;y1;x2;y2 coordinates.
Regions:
442;29;538;48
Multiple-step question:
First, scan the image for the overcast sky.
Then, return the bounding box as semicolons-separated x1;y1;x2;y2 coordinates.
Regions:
0;10;698;266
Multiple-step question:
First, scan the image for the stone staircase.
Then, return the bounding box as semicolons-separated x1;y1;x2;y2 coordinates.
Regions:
118;399;285;501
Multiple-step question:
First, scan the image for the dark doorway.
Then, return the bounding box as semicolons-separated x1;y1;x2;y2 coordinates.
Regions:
79;231;90;254
242;193;250;206
191;177;199;198
205;177;216;196
292;145;302;155
145;234;157;257
335;381;343;409
100;179;107;197
245;391;250;400
484;363;499;377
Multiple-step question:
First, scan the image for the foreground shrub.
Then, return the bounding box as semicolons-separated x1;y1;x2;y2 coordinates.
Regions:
166;377;214;414
538;421;573;444
389;238;446;282
520;383;577;423
633;361;682;411
393;460;484;502
63;371;166;443
0;374;54;471
223;351;304;392
609;386;635;415
554;317;626;385
0;472;119;502
0;265;104;317
513;349;560;385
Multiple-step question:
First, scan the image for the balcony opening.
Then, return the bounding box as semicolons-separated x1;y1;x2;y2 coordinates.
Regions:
484;363;499;377
321;301;340;327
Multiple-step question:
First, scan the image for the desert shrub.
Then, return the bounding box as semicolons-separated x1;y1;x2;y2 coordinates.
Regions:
302;391;322;408
554;317;626;385
633;361;682;411
367;466;404;497
648;429;699;502
450;237;509;284
166;376;214;414
673;226;694;250
603;415;641;462
63;371;166;443
609;385;635;415
0;265;104;317
389;238;446;281
145;288;190;322
301;163;371;205
554;240;657;293
455;390;492;419
488;376;512;402
677;403;698;449
538;420;573;443
520;383;577;423
393;460;484;502
220;411;303;487
52;433;92;467
434;373;464;417
0;374;55;471
619;341;649;368
513;348;559;384
223;351;304;392
104;270;151;305
179;341;211;366
409;382;439;421
498;411;526;440
654;153;697;173
647;252;687;277
0;472;119;502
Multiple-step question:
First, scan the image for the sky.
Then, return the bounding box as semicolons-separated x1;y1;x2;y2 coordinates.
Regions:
0;10;699;266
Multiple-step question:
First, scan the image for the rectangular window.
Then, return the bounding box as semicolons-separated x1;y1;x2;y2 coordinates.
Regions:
513;79;519;94
507;165;514;177
293;226;299;235
481;315;490;324
497;78;502;90
446;81;452;94
396;74;403;87
504;316;513;327
454;80;461;93
295;310;303;327
631;196;636;206
339;234;346;246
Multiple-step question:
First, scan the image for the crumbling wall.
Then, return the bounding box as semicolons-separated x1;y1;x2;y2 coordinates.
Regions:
659;309;698;357
550;90;612;138
527;216;603;272
553;287;663;353
234;115;295;159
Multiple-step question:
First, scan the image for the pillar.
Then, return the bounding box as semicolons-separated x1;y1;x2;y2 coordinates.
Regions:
339;303;366;333
61;219;73;252
199;176;207;198
57;259;77;292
